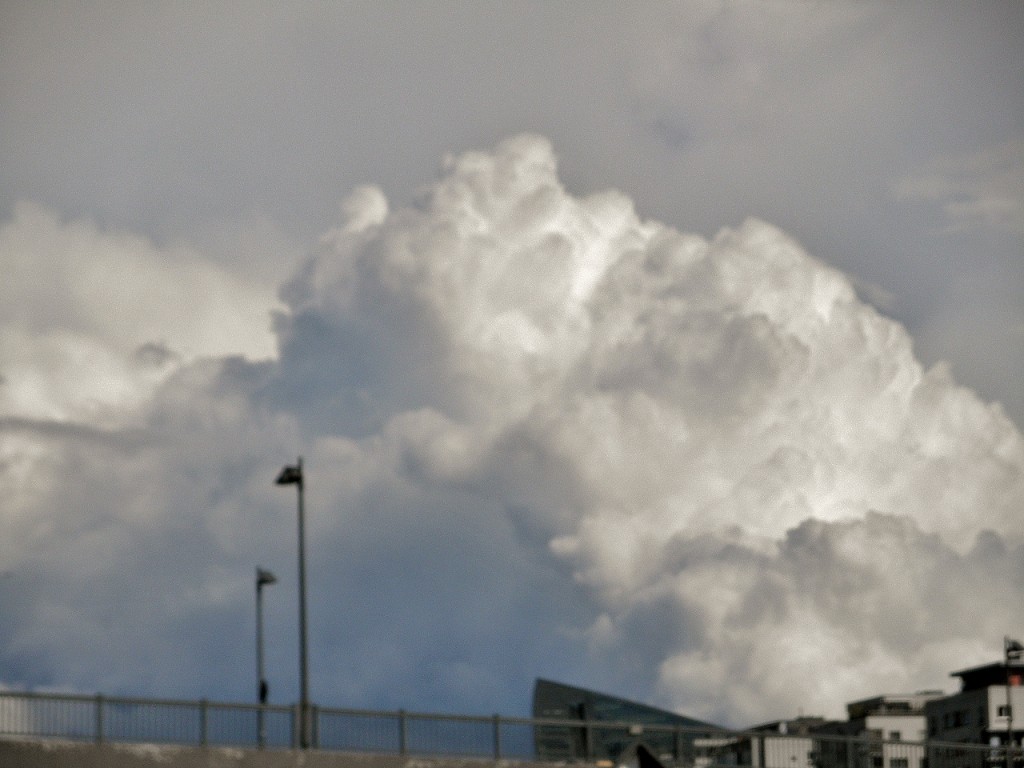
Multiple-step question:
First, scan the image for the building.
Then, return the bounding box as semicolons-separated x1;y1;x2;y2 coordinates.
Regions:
717;717;827;768
923;661;1024;768
813;693;943;768
751;718;827;768
532;678;723;766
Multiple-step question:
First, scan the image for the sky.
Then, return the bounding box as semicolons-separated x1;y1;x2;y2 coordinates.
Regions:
0;1;1022;728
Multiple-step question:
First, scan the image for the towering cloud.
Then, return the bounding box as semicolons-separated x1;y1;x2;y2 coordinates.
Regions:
1;135;1021;725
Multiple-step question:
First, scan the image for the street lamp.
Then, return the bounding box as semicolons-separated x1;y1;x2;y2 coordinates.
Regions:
276;458;310;749
256;567;277;748
1006;637;1024;768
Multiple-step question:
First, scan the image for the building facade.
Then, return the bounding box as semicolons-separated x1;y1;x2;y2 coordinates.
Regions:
532;678;723;766
924;662;1024;768
737;718;826;768
813;693;943;768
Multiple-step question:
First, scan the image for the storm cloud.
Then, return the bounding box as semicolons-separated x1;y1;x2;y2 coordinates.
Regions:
2;136;1021;726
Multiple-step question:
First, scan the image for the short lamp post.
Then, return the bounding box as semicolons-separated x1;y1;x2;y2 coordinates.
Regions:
256;567;277;747
1006;636;1024;768
276;458;310;749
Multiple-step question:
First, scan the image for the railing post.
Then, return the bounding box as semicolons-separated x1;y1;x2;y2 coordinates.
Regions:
311;704;319;749
399;709;407;755
199;698;208;746
493;714;502;759
95;693;104;744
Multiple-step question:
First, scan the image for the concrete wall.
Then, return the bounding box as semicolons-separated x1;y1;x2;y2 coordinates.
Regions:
0;739;568;768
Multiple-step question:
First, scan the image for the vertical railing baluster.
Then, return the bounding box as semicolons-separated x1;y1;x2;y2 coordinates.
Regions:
399;709;407;754
199;699;208;746
493;714;502;759
95;693;104;744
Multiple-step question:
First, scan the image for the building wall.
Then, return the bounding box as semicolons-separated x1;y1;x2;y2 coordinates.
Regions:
924;686;1024;745
812;713;929;768
751;735;814;768
988;687;1024;737
863;714;927;744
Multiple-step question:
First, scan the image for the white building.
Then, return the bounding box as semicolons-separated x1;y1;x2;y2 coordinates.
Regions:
814;693;944;768
693;717;825;768
747;718;825;768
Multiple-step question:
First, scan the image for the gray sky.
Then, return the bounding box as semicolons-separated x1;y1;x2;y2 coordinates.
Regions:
0;1;1022;726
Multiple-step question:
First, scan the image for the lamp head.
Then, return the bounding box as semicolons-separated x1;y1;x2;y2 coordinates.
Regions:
256;567;277;587
275;463;303;486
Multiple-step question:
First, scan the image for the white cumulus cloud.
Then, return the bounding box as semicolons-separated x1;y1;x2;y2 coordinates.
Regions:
0;202;281;423
2;136;1022;726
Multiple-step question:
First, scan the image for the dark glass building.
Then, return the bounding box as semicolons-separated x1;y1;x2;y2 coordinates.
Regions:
532;678;724;766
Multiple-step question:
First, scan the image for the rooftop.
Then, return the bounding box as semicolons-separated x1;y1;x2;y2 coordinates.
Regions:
950;662;1024;692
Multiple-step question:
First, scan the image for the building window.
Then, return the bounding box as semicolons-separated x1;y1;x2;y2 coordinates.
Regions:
999;705;1012;718
892;758;910;768
890;732;901;741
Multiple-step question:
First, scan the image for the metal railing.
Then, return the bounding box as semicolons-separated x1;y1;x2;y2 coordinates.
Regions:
0;691;539;756
0;690;1016;768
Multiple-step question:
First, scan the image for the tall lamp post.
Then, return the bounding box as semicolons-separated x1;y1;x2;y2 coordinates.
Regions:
256;567;277;747
276;458;310;749
1006;637;1024;768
